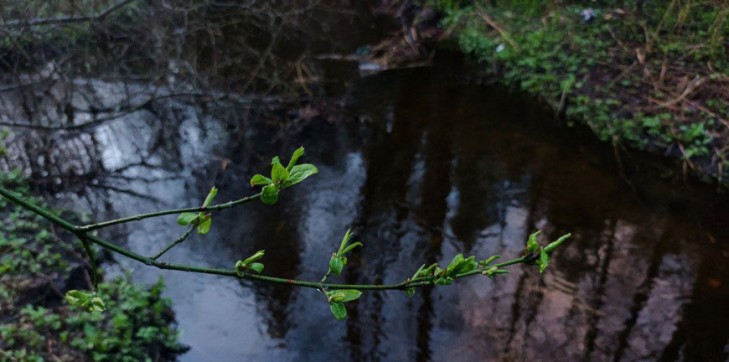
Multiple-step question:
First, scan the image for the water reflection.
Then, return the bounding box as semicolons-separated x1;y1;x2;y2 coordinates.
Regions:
2;65;729;361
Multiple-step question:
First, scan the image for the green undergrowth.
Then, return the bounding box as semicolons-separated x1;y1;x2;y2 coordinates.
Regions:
0;170;187;361
436;0;729;184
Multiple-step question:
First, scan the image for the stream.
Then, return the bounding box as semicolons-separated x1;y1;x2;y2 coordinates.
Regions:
2;50;729;362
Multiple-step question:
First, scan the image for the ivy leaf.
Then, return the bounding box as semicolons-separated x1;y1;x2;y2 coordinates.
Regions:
261;184;279;205
271;157;289;183
197;214;212;235
250;174;272;187
177;212;198;226
538;249;550;273
202;187;218;208
329;302;347;320
286;147;305;172
282;164;318;188
526;231;541;254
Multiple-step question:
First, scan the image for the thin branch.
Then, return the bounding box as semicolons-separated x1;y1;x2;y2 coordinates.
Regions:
0;185;533;291
78;232;531;291
0;93;289;132
76;193;261;231
152;226;194;260
477;11;519;51
79;236;99;289
2;0;139;27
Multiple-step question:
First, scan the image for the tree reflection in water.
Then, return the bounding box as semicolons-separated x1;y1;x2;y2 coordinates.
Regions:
1;65;728;361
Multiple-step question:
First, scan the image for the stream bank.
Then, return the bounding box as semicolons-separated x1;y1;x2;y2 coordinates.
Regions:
433;1;729;186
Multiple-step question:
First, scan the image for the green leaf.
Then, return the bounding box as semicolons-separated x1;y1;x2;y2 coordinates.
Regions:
250;174;273;187
248;262;265;274
434;266;444;277
327;289;362;303
411;264;426;279
544;233;571;253
423;263;438;276
271;157;289;183
339;241;362;256
405;287;415;298
261;185;279;205
197;214;212;235
242;250;266;265
65;290;90;305
329;255;345;275
177;212;198;226
434;277;453;286
526;231;541;253
282;164;318;188
329;302;347;320
480;255;501;267
86;296;106;313
286;147;305;172
538;249;550;273
65;290;105;312
202;187;218;208
337;229;353;255
456;256;477;274
446;254;464;276
482;266;509;278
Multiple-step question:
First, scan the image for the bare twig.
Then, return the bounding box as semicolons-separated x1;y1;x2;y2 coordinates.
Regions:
2;0;139;27
478;11;519;51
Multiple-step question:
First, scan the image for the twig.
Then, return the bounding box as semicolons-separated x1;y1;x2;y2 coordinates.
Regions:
0;185;532;291
2;0;139;27
152;226;195;260
79;236;99;289
653;75;705;109
478;11;519;51
76;193;261;231
0;93;288;132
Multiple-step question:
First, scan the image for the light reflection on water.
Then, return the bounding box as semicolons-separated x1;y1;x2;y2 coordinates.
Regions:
3;65;728;361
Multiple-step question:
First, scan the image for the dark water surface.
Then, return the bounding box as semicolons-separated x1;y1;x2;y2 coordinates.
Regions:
3;64;729;361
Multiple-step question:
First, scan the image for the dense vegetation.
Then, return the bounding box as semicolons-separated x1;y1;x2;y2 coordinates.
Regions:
435;0;729;184
0;171;186;361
